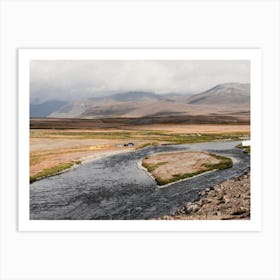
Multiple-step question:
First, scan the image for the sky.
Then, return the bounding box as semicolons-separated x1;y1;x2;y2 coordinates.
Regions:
30;60;250;103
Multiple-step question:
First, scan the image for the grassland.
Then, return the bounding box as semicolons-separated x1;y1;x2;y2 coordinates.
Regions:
30;129;249;144
30;160;81;183
30;123;249;184
142;152;233;186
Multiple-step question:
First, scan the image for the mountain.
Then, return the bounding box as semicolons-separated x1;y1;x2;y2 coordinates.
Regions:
30;100;68;117
109;91;161;102
45;83;250;119
48;92;160;118
186;83;250;108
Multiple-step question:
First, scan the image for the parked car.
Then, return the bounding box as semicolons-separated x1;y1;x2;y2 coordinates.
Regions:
124;142;134;147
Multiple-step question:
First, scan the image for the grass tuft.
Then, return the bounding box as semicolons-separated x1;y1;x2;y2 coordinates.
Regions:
136;142;158;150
30;160;82;183
236;144;250;154
142;161;168;172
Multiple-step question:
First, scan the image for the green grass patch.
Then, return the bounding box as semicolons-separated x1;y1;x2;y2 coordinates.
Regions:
156;170;204;186
203;153;233;170
30;161;81;183
30;131;133;140
243;146;250;154
30;130;249;145
136;142;158;150
236;144;250;154
142;161;168;172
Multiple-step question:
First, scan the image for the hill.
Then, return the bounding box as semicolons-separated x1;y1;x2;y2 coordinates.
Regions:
186;83;250;108
30;100;67;117
45;83;250;119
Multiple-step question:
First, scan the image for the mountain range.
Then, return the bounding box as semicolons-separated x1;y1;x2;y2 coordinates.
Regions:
30;83;250;119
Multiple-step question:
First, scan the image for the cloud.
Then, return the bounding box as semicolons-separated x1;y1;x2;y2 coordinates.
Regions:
30;60;250;102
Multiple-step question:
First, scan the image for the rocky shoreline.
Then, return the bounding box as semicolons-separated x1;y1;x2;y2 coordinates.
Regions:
160;171;250;220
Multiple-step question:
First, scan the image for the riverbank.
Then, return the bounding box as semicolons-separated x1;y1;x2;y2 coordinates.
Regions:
30;126;249;180
159;171;250;220
30;148;135;183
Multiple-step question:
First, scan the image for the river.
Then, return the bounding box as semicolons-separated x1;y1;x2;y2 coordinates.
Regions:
30;141;250;220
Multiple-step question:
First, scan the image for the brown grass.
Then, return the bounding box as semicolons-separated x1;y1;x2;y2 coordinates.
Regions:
142;151;232;185
130;124;250;134
30;124;245;181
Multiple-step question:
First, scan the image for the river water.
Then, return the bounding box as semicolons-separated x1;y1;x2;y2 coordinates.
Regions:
30;141;250;220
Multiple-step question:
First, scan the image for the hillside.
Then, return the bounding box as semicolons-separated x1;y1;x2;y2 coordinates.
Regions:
31;83;250;118
30;100;67;117
186;83;250;108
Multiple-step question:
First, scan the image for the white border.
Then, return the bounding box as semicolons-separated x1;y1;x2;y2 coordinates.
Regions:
18;49;262;232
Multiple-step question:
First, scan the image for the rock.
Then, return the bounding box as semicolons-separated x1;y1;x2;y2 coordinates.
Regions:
230;209;246;216
217;199;225;205
159;172;250;220
187;204;200;213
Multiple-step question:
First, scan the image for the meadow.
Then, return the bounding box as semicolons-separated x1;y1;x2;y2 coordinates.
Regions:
30;123;250;183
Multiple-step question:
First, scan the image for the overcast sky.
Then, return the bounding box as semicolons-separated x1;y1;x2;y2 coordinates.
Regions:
30;60;250;102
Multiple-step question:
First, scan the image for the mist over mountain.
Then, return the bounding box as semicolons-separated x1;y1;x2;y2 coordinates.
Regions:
30;60;250;103
30;100;68;117
108;91;161;102
186;83;250;107
30;83;250;118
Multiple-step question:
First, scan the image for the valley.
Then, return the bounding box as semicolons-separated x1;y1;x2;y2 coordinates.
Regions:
30;122;250;182
29;81;251;220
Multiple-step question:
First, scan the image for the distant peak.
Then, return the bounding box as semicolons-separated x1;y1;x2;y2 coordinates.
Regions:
214;82;250;88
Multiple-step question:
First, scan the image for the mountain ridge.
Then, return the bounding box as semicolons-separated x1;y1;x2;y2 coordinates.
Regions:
30;82;250;118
